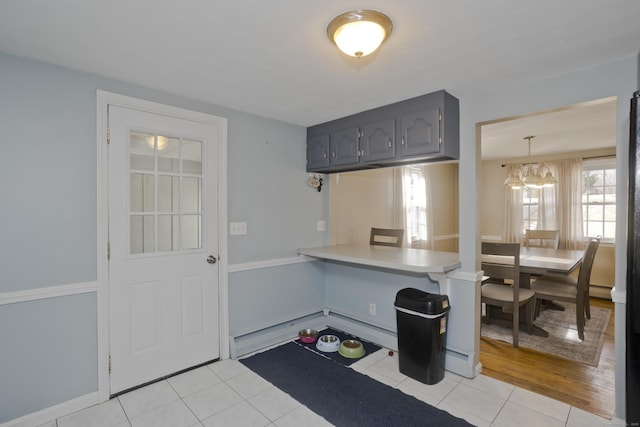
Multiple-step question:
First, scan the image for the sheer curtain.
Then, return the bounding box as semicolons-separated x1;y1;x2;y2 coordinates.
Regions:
503;184;523;243
556;158;584;249
394;166;433;249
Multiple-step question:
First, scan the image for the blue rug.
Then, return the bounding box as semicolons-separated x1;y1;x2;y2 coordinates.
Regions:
241;341;472;426
293;327;381;366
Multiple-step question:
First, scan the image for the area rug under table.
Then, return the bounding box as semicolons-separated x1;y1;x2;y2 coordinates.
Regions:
240;341;472;426
481;302;611;366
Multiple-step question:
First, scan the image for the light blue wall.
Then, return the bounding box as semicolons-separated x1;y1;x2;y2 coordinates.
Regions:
0;293;97;421
325;263;440;331
0;51;325;423
229;262;326;337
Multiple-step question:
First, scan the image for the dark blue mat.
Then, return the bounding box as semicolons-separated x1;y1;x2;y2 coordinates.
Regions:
294;327;381;366
241;341;473;426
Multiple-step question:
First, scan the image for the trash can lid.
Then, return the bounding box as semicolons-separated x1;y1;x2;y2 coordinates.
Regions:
394;287;450;315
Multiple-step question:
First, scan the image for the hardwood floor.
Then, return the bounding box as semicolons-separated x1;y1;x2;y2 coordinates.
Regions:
480;297;615;420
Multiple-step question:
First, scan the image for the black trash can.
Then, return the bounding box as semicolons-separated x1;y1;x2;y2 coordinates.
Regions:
394;287;450;385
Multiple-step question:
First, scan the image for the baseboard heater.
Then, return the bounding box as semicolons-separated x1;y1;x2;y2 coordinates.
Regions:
229;311;326;358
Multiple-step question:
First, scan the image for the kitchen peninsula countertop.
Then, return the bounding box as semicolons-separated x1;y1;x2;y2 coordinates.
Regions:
297;244;461;274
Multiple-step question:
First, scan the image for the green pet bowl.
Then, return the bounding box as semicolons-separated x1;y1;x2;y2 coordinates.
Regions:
338;339;365;359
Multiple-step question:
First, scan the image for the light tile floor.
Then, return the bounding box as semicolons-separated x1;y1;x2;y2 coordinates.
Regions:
41;344;623;427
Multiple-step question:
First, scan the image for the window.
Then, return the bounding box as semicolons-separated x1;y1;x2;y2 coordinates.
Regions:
404;167;427;245
582;157;616;240
521;187;540;234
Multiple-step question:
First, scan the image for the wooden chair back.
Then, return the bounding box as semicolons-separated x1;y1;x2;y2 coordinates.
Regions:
480;242;535;347
369;228;404;247
577;237;601;304
524;229;560;249
531;237;600;341
481;242;521;286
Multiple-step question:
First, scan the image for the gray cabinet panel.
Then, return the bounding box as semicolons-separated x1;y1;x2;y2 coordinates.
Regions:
361;118;395;163
398;107;440;158
331;125;360;166
307;133;330;170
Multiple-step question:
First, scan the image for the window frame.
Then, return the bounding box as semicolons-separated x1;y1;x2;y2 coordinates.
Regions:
582;157;616;243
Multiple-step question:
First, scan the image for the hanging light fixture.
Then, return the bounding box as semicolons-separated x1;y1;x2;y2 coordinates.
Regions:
504;136;558;189
327;10;393;58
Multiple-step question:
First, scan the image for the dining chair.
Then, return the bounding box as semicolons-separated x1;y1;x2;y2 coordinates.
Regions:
481;242;535;347
524;229;560;249
530;237;601;340
369;228;404;247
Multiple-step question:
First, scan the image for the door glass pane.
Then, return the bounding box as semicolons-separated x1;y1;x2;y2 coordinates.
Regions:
130;132;155;171
157;176;179;212
158;214;179;251
182;177;201;212
130;173;154;212
129;131;204;255
182;140;202;174
158;137;180;173
131;215;155;254
182;214;201;249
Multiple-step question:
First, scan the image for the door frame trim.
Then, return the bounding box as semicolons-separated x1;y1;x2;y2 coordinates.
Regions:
96;90;229;402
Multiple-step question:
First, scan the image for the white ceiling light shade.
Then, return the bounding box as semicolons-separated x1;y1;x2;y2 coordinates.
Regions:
327;10;393;58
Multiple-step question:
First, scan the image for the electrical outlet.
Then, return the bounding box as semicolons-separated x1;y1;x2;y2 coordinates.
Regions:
369;303;376;316
317;220;326;232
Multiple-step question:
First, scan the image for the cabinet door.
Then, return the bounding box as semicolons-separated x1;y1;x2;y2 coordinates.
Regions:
306;133;330;171
398;107;440;158
331;125;360;166
361;118;395;163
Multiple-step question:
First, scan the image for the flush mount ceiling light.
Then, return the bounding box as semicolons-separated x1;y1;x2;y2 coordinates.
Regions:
327;10;393;58
504;136;558;189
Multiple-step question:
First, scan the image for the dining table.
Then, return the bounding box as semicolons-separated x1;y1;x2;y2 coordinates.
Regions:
481;245;585;337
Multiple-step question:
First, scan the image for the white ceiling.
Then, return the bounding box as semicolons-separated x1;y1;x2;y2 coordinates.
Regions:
480;97;618;160
0;1;638;156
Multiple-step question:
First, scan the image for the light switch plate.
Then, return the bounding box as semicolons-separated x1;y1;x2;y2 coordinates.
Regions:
317;220;326;232
230;222;247;235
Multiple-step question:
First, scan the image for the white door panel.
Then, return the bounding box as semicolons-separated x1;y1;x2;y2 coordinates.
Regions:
108;105;220;394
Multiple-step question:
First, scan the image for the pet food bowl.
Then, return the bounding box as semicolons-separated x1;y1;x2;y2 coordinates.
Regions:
338;339;365;359
298;328;318;344
316;334;340;352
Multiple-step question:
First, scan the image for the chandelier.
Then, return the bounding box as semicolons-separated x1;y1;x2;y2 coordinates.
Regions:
503;136;558;189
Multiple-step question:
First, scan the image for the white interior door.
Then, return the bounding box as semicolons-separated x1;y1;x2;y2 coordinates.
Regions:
108;105;220;395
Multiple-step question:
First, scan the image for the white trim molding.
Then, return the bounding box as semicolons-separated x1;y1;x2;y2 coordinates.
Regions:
228;256;309;273
0;281;97;306
3;392;99;427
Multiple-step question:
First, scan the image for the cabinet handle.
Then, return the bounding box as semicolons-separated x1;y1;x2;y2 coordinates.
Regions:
388;139;392;148
401;137;405;146
332;151;336;158
323;152;327;159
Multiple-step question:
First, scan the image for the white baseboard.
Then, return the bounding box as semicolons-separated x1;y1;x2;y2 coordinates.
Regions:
2;392;99;427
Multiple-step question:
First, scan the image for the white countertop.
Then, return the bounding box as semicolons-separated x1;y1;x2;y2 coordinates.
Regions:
297;244;461;274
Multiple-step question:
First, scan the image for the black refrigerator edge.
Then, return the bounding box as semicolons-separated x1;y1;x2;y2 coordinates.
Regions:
627;89;640;425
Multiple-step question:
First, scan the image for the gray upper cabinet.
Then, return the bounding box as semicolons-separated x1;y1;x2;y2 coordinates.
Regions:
306;90;459;173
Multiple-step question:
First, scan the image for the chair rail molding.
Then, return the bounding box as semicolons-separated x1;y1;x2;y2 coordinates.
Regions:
0;281;97;306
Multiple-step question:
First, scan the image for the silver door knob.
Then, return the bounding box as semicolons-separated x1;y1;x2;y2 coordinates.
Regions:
207;255;217;264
